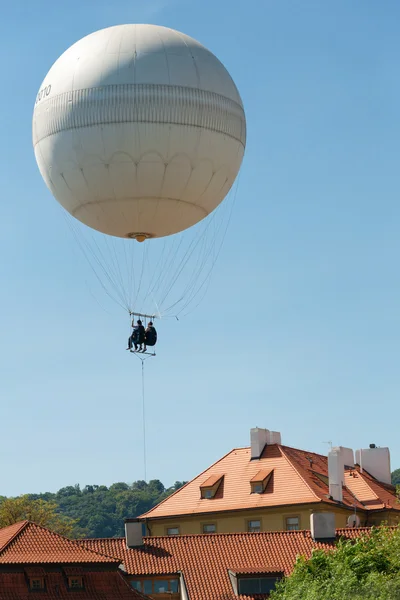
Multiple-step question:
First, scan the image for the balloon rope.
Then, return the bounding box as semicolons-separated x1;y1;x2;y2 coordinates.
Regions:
142;360;147;483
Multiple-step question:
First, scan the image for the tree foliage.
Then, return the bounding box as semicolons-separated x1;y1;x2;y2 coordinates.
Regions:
0;495;79;537
392;469;400;486
0;480;186;539
271;527;400;600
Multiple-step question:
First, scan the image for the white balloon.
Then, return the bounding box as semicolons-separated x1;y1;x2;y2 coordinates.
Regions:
33;24;246;240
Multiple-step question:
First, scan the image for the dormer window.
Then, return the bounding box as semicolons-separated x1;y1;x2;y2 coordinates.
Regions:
68;576;84;589
30;578;45;591
200;474;223;499
250;468;273;494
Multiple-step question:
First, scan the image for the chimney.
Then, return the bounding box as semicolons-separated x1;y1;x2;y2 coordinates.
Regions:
125;519;144;548
310;513;336;542
328;446;354;502
250;428;281;460
355;446;391;485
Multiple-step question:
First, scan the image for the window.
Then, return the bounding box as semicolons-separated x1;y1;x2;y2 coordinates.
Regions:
250;468;273;494
166;527;180;536
247;520;261;533
200;474;224;499
68;576;84;589
143;580;153;594
252;483;263;494
286;516;299;531
154;580;169;593
202;523;216;533
238;576;280;594
130;578;179;596
30;578;44;590
130;581;142;591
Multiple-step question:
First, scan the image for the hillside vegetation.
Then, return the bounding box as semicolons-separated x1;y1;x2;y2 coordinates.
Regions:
0;480;186;538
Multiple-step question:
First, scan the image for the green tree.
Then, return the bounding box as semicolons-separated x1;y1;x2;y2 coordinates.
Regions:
392;469;400;486
271;527;400;600
0;495;81;537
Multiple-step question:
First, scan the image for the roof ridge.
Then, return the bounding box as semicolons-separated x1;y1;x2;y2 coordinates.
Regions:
0;521;29;553
279;446;322;503
279;444;327;460
138;447;244;519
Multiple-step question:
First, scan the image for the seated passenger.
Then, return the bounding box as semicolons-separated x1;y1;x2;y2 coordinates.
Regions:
126;319;145;351
143;321;157;352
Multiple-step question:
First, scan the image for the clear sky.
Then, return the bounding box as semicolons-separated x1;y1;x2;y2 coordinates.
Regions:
1;0;400;496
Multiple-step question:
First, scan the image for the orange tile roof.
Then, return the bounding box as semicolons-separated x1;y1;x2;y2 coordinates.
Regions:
0;521;119;564
344;471;384;509
139;444;399;520
250;468;273;483
83;528;385;600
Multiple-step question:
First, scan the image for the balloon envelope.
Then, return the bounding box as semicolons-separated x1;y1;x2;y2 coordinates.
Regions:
33;24;246;239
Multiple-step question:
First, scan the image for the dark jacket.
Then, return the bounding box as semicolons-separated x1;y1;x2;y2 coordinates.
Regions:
145;326;157;346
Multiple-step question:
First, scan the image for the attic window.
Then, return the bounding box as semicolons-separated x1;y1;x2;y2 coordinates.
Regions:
250;468;273;494
30;578;44;591
68;576;84;589
200;474;223;499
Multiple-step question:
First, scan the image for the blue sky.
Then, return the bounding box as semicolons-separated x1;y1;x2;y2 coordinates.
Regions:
1;0;400;496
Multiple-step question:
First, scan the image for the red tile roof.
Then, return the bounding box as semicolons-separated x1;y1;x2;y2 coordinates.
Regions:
139;444;399;520
0;521;118;564
0;521;26;552
0;522;149;600
83;528;380;600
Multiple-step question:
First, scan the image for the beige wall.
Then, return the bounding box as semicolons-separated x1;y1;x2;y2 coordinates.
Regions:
145;504;363;536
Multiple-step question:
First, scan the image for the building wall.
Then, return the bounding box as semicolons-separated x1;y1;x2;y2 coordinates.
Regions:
145;504;362;536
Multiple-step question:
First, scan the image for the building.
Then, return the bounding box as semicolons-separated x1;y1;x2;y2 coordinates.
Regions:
137;428;399;535
83;516;391;599
1;516;396;599
0;520;149;599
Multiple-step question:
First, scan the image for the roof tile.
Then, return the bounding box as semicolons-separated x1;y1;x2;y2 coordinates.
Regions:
83;528;386;600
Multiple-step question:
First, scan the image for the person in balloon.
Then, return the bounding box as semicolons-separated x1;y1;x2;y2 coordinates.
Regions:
127;320;145;352
143;321;157;353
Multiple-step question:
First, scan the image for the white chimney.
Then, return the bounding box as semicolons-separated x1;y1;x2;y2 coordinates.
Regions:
125;520;144;548
355;446;391;485
328;446;354;502
310;512;336;541
250;428;281;459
